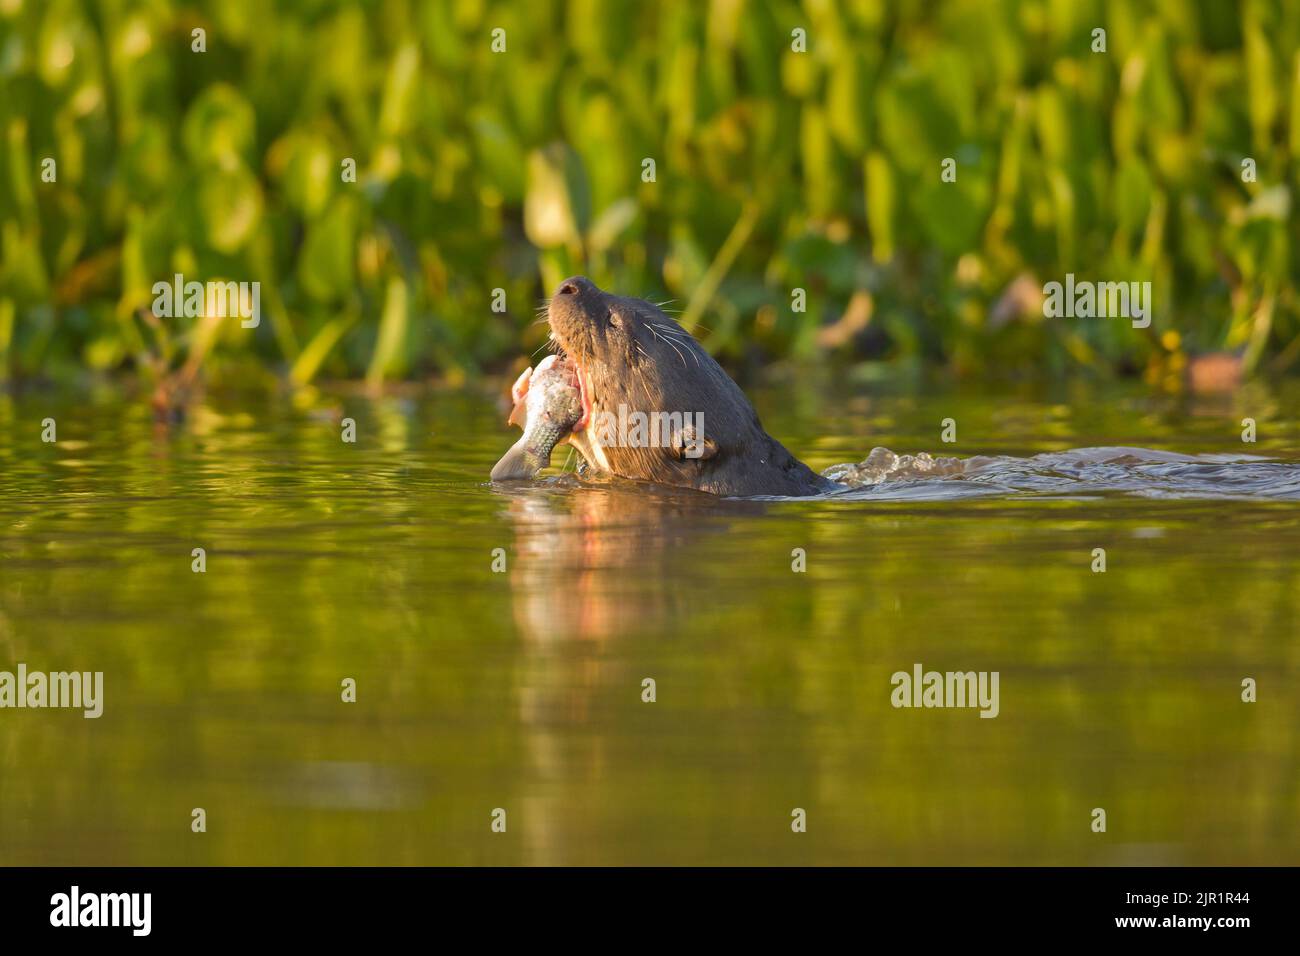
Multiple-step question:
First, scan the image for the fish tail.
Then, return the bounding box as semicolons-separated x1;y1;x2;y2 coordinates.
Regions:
491;436;542;481
491;424;566;481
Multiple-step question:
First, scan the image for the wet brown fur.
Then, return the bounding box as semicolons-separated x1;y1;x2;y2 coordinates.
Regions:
547;277;838;497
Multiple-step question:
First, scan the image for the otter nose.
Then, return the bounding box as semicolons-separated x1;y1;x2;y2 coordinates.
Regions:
556;276;598;297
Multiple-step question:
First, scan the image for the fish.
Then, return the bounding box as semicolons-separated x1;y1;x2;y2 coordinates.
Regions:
490;354;585;480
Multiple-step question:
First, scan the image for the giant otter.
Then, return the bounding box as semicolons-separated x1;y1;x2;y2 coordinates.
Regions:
538;276;839;497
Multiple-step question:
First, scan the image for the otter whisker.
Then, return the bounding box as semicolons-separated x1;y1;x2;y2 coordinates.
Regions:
666;333;701;366
653;321;694;343
643;322;673;358
648;323;688;368
645;322;673;352
651;323;701;366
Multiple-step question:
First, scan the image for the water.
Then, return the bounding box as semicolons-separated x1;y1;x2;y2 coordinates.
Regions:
826;445;1300;499
1;379;1298;865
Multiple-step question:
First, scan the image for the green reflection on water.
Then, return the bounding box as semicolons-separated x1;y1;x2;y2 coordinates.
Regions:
0;381;1297;865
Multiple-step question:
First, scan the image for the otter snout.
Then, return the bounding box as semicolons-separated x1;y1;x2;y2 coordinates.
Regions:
547;275;609;358
556;276;599;298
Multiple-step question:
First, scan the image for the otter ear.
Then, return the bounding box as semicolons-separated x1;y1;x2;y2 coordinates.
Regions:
670;425;718;461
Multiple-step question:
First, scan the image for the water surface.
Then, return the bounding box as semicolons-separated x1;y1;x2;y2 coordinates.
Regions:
1;380;1297;864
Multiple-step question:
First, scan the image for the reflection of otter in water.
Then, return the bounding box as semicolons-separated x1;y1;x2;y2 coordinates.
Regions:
500;483;766;642
543;277;840;498
498;485;768;863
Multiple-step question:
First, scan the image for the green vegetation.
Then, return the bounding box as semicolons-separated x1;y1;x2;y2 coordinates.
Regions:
1;0;1297;391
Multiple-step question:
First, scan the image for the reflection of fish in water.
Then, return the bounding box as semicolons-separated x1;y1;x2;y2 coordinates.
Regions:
491;355;585;480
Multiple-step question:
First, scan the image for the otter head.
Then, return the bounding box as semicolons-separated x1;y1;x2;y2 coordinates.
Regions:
545;277;833;497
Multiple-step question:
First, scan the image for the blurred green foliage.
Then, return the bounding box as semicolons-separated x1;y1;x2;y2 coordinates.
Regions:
0;0;1297;389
